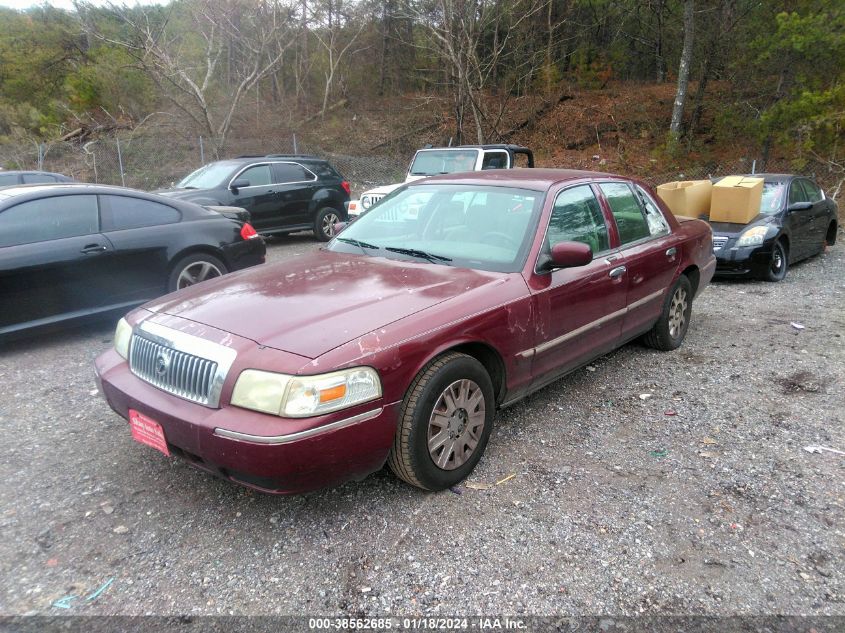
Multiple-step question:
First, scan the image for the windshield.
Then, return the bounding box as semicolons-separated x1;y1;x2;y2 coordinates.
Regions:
759;181;787;215
408;150;480;176
328;184;544;273
176;161;241;189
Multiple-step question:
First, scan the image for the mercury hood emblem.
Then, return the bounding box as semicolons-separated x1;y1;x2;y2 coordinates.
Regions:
155;351;171;376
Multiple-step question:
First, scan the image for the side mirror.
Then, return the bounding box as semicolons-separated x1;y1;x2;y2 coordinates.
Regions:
539;241;593;272
787;201;812;213
333;221;348;235
230;179;250;193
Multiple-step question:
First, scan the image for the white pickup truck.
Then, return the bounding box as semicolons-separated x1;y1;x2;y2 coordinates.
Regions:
348;144;535;217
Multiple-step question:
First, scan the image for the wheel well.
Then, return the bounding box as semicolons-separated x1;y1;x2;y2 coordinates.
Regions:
168;246;228;275
827;220;838;245
681;265;700;296
448;342;506;405
778;234;790;254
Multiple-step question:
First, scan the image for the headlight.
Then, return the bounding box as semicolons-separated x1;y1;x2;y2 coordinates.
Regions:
114;318;132;359
231;367;381;418
361;195;372;210
736;226;768;247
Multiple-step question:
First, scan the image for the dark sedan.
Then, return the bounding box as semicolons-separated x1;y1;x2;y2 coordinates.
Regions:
95;169;715;495
712;174;838;281
0;184;265;338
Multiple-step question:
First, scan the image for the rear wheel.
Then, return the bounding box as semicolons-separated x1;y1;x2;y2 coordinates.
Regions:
642;275;692;351
763;239;788;282
168;253;227;292
388;352;494;491
314;207;342;242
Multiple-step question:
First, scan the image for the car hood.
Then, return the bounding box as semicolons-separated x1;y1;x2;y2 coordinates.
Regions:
709;213;777;237
142;250;507;359
362;182;406;197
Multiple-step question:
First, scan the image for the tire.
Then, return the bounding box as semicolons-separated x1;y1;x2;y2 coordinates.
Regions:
826;221;838;247
763;239;788;282
167;253;227;292
388;352;495;491
642;275;693;351
314;207;342;242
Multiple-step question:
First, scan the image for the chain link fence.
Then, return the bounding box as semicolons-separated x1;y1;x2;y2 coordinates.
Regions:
0;132;408;198
0;132;841;200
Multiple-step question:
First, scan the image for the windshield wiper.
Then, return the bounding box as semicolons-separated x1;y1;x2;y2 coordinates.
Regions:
181;186;197;189
384;246;452;263
337;237;380;250
410;171;434;176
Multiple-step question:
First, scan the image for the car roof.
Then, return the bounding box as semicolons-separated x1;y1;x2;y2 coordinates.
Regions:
230;154;327;163
417;144;531;152
0;183;173;202
413;168;617;191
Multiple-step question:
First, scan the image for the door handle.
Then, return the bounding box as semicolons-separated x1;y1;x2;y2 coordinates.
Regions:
609;265;627;279
665;247;677;258
80;244;107;254
267;190;276;194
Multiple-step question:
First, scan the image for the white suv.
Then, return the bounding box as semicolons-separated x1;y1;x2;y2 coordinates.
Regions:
348;144;534;217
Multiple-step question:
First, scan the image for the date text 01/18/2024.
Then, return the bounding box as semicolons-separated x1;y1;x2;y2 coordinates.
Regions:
307;618;527;630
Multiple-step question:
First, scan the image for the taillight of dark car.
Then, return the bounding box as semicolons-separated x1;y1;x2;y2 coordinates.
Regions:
240;223;259;240
341;181;351;196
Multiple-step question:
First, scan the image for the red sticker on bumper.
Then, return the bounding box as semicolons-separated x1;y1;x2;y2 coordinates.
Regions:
129;409;171;457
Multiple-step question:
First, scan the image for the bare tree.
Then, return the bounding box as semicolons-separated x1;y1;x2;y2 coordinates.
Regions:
78;0;297;154
408;0;552;144
669;0;694;138
310;2;367;116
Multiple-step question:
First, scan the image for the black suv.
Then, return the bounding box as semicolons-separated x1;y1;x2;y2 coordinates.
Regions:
159;155;350;241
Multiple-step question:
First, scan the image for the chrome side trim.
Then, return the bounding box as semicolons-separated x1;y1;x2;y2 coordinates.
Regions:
132;320;237;408
517;288;665;358
626;288;664;311
213;407;384;445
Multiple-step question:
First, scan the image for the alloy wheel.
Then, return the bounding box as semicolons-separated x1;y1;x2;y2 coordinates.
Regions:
322;212;340;238
176;261;223;289
427;379;486;470
667;286;688;339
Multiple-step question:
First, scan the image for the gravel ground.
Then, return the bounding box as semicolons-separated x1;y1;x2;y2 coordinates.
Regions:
0;233;843;617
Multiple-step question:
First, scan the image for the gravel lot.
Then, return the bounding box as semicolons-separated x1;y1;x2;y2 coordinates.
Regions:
1;233;843;617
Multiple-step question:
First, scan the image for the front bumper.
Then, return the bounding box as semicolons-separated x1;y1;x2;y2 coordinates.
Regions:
714;241;775;278
94;348;399;494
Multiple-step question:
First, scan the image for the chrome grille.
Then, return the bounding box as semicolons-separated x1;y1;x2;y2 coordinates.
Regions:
712;236;729;251
129;334;219;406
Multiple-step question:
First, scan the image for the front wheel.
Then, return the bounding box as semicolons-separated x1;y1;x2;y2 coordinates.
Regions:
388;352;495;491
763;239;788;282
314;207;342;242
168;253;227;292
642;275;693;351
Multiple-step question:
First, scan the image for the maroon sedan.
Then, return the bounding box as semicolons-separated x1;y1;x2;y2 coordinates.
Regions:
94;169;715;494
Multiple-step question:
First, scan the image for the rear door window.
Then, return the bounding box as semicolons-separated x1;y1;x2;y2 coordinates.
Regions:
548;185;610;253
0;174;19;186
599;182;651;245
99;195;181;231
0;195;98;247
801;179;823;203
273;162;316;184
481;151;508;170
635;186;670;236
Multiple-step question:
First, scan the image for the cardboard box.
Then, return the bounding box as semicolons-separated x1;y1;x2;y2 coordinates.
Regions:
656;180;713;218
710;176;764;224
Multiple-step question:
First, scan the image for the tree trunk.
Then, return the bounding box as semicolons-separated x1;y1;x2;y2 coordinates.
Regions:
670;0;694;137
